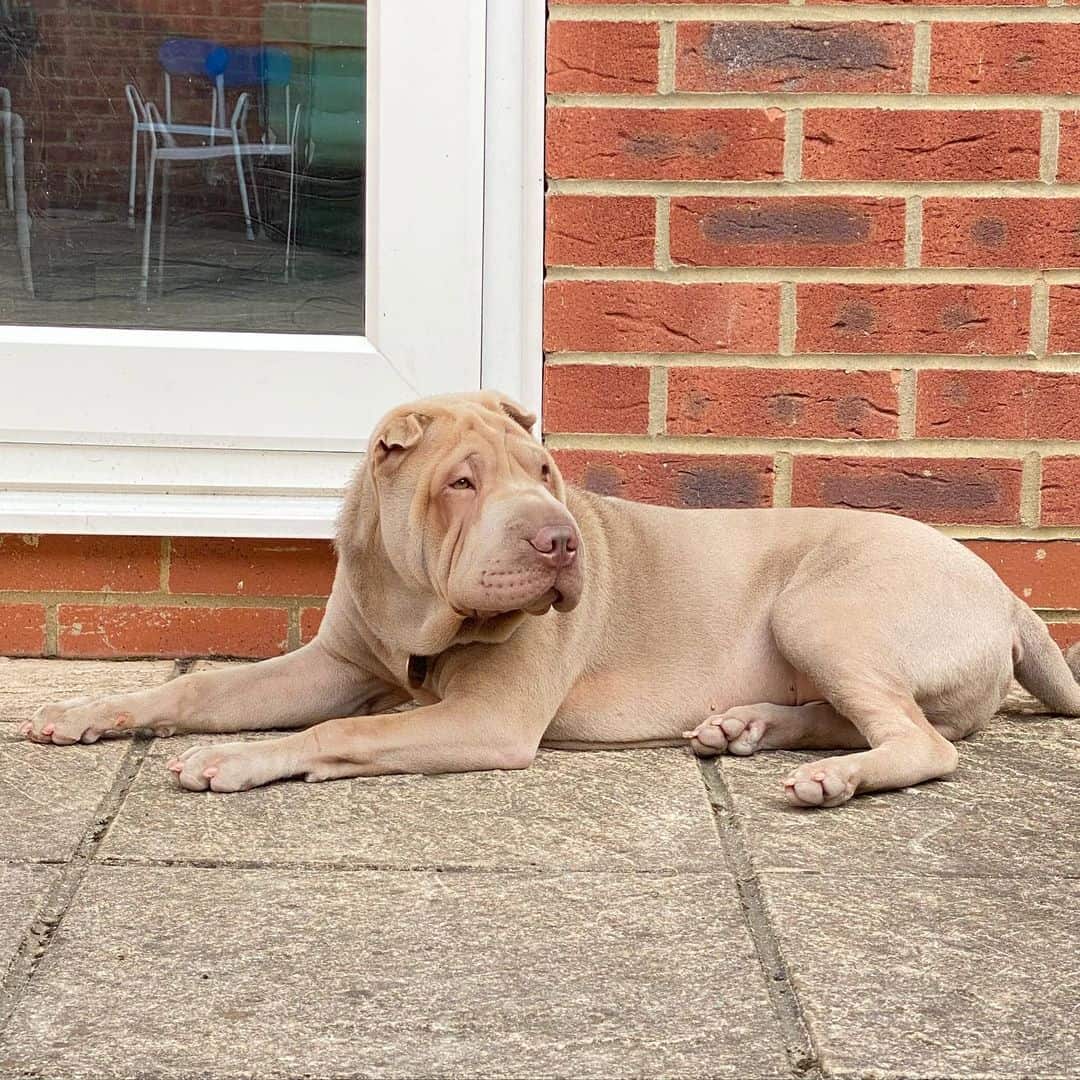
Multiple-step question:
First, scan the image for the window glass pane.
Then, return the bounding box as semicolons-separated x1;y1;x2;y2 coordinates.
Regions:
0;0;365;334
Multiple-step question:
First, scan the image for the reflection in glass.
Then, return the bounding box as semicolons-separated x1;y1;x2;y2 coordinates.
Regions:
0;0;365;333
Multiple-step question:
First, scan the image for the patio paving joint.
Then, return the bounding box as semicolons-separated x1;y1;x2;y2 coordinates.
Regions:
0;735;153;1032
92;856;703;875
697;758;824;1080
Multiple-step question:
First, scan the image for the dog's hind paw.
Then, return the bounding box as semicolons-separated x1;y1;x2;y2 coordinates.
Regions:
683;716;728;757
782;759;856;808
684;708;768;758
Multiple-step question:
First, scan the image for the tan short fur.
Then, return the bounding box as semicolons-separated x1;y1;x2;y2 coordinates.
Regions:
21;392;1080;808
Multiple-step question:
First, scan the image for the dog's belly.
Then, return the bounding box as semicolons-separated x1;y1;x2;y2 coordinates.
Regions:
545;643;821;745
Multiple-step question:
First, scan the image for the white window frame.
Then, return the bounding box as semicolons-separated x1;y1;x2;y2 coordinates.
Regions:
0;0;545;539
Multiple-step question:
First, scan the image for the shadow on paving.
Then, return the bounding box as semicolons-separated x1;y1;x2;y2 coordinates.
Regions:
0;660;1076;1079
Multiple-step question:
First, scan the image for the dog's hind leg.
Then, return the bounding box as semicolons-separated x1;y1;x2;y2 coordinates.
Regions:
769;607;961;808
685;701;867;757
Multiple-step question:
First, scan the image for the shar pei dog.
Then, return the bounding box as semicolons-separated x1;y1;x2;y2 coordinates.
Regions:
20;392;1080;807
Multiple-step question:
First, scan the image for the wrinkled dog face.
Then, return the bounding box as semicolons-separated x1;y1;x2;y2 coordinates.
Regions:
371;394;585;620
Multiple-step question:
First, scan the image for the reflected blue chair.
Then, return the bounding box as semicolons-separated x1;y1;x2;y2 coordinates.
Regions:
158;37;220;128
127;37;227;226
205;46;296;237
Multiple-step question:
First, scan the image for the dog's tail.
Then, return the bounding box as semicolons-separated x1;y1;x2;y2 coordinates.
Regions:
1012;601;1080;716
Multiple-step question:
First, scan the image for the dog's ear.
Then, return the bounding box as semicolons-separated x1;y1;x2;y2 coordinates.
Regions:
495;395;537;434
374;412;428;461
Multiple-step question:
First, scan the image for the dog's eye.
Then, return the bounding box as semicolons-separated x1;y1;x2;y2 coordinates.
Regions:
541;464;551;482
450;477;474;490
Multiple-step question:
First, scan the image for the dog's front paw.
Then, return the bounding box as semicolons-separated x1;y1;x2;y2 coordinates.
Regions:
167;742;285;793
19;696;142;746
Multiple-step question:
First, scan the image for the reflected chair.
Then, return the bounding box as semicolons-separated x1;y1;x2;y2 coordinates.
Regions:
0;86;32;296
126;37;227;227
125;82;236;229
205;45;294;238
138;91;302;297
1;84;11;208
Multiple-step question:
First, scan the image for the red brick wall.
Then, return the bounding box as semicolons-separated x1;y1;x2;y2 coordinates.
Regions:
1;1;1079;658
0;537;331;658
542;0;1080;653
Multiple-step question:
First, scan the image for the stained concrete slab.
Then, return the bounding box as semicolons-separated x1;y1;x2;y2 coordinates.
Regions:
716;715;1079;878
0;864;59;971
0;865;792;1080
0;729;131;862
0;659;177;726
762;873;1079;1079
100;738;718;871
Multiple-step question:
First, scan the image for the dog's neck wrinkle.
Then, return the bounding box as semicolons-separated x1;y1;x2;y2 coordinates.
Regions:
341;516;464;667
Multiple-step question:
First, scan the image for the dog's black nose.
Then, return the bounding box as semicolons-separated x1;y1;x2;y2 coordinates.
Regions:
528;525;578;568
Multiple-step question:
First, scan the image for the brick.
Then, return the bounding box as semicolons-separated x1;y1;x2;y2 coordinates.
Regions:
544;281;780;354
553;0;776;5
57;605;290;659
802;110;1040;182
930;24;1080;95
917;371;1080;440
1058;113;1080;181
1048;624;1080;651
676;22;913;93
543;365;651;435
791;456;1023;525
0;535;160;593
167;539;335;598
553;450;774;508
0;604;47;657
1048;286;1080;354
546;108;785;181
810;0;1040;5
547;22;658;94
796;284;1030;356
922;199;1080;269
300;607;324;645
1041;458;1080;526
668;367;899;439
545;196;656;268
669;197;905;268
964;541;1080;610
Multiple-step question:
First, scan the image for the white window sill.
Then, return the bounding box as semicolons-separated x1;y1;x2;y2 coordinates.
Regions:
0;491;342;538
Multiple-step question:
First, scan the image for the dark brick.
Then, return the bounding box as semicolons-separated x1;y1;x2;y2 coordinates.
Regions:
677;22;913;93
792;456;1023;525
553;450;774;508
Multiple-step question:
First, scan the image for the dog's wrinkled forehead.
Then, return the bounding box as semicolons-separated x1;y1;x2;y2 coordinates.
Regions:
371;392;538;466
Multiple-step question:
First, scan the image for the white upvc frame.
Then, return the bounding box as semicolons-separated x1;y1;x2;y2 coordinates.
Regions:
0;0;545;539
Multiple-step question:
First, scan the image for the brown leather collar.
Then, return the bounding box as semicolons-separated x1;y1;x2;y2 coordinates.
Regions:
407;654;430;689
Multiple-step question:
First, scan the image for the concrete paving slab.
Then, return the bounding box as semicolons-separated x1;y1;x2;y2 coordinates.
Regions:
762;873;1079;1079
101;739;718;871
0;659;177;726
0;864;59;972
0;729;131;862
0;865;792;1080
716;716;1079;878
